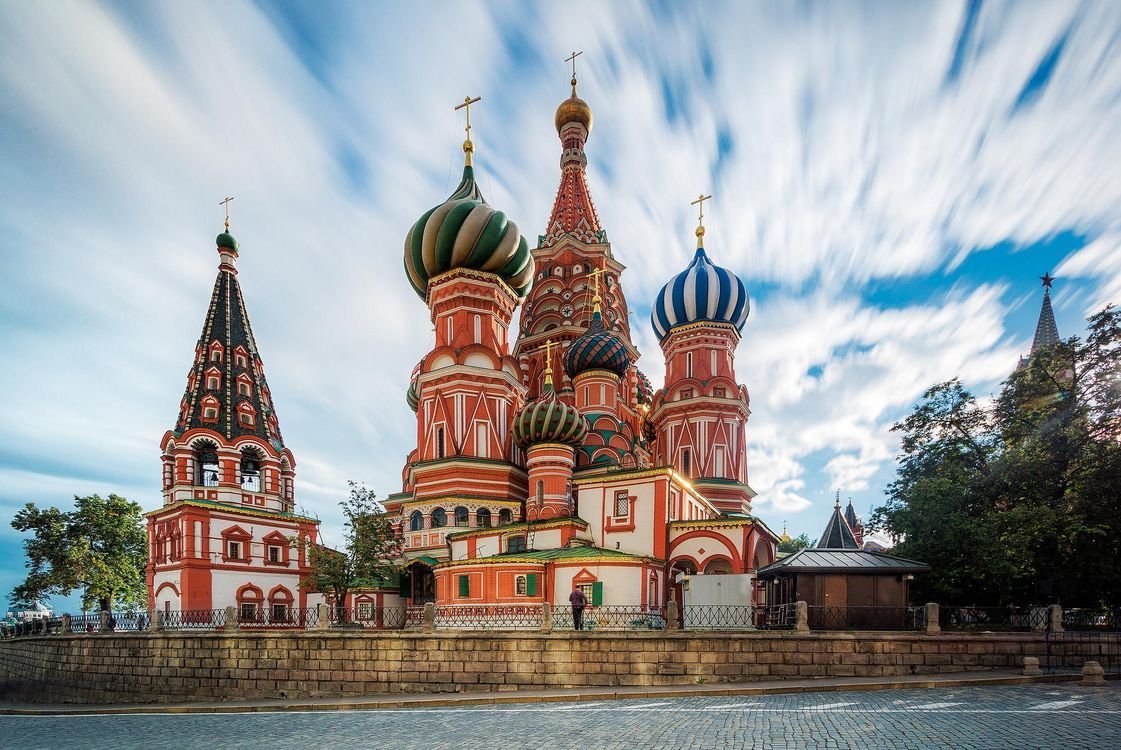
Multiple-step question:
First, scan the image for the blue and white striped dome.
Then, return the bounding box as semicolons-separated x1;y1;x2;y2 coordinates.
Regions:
650;246;750;342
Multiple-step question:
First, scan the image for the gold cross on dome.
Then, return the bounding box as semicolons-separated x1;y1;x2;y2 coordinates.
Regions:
452;95;479;156
566;50;583;79
219;196;234;231
691;193;712;246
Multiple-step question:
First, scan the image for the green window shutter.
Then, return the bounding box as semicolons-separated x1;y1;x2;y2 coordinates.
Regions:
526;573;537;596
591;581;603;606
458;574;470;598
398;573;410;598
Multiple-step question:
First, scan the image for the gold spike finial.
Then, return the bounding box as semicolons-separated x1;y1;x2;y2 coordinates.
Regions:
835;490;841;508
219;196;234;231
455;95;482;166
691;193;711;248
565;50;583;95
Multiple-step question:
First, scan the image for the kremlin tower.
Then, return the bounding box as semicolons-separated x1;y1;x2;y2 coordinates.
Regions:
148;218;320;618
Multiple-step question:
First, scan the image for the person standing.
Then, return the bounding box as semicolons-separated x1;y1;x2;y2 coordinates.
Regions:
569;587;587;631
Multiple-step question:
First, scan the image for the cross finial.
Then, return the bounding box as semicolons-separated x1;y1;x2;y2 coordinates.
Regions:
691;193;712;247
455;95;482;165
835;490;841;508
565;50;583;93
542;338;555;389
1041;272;1055;290
219;196;234;231
589;267;602;312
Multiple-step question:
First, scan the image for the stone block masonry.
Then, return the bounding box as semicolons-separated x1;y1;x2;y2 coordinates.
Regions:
0;631;1079;704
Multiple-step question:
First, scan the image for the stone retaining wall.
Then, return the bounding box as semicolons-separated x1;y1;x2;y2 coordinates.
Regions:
0;631;1074;704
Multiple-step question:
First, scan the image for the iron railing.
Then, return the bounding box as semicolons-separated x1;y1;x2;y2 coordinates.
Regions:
1062;608;1119;631
326;606;408;629
434;604;542;629
1046;630;1121;674
238;607;319;628
160;608;227;630
808;605;926;631
553;605;666;631
940;606;1048;632
681;604;757;630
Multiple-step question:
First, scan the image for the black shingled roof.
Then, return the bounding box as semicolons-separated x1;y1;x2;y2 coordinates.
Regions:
756;548;930;576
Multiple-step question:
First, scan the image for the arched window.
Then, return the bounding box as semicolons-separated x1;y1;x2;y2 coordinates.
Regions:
431;508;447;528
476;508;492;528
498;509;512;526
454;507;469;527
410;511;424;531
240;449;261;492
515;575;527;595
195;443;220;487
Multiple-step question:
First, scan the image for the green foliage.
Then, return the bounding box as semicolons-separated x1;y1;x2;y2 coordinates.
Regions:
10;494;147;612
778;533;812;554
871;306;1121;606
300;482;403;613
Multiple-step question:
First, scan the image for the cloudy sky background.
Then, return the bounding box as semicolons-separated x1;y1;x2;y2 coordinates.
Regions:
2;0;1119;612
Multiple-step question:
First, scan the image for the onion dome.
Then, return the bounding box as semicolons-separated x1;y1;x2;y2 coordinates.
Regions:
635;370;654;406
406;360;422;412
555;76;593;134
513;374;588;448
216;231;238;252
651;231;750;342
564;305;632;379
403;163;533;301
642;417;657;445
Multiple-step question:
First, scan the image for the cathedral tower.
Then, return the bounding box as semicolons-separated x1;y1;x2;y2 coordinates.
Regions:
149;223;319;617
391;98;534;563
648;210;755;515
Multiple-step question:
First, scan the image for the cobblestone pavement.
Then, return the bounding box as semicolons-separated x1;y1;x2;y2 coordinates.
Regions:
1;683;1118;749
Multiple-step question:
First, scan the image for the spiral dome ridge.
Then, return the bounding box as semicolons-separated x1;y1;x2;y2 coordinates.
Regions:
650;246;750;341
512;385;588;447
404;165;534;301
564;309;632;379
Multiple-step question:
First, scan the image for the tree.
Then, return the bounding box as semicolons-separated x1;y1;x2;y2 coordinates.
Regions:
778;533;812;554
300;482;403;620
870;306;1121;606
10;494;147;612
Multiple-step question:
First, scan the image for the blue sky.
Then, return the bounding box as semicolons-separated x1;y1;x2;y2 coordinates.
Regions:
2;1;1120;613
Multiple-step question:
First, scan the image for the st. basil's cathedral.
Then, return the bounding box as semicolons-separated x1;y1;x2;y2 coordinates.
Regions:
146;69;780;620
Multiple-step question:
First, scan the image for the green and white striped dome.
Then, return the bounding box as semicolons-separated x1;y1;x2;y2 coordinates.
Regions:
404;164;533;300
512;383;587;448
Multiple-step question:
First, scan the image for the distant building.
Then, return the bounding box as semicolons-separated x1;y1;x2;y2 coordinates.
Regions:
1017;273;1061;369
6;601;52;623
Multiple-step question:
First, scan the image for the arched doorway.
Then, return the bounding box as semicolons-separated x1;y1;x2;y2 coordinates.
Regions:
405;560;435;604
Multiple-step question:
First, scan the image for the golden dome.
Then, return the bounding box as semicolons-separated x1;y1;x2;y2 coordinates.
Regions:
555;77;593;134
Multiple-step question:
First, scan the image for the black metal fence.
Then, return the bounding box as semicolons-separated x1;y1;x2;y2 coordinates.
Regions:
326;606;409;629
553;605;666;631
434;604;541;629
1062;608;1119;631
161;609;227;630
1046;630;1121;674
808;605;926;631
940;606;1048;632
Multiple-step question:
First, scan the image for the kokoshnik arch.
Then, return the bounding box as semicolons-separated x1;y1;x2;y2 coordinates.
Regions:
146;66;780;617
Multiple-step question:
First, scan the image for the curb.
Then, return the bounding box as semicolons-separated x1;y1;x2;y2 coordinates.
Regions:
0;672;1102;716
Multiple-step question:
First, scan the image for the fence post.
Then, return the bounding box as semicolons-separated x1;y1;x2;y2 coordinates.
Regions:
315;603;330;630
1081;661;1105;686
794;601;810;633
225;605;239;631
924;603;941;634
147;609;160;632
60;614;71;635
1048;604;1064;633
666;600;680;631
1023;656;1042;676
98;610;110;634
540;602;553;633
422;602;436;633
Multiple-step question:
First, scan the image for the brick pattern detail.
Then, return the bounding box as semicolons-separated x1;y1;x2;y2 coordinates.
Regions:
0;632;1079;704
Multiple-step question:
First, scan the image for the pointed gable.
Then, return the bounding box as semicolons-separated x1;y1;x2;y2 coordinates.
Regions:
1031;282;1060;353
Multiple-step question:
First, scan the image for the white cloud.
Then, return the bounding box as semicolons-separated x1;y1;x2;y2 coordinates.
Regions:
0;0;1117;560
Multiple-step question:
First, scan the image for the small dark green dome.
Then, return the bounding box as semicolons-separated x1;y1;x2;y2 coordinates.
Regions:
216;232;238;251
512;385;587;447
564;309;632;379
